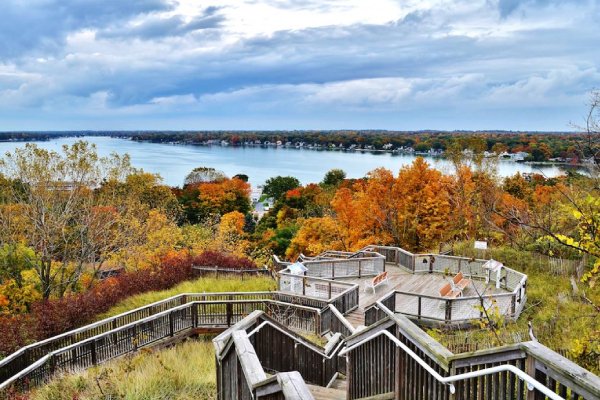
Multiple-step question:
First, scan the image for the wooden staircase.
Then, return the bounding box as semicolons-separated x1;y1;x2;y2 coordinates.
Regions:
307;376;347;400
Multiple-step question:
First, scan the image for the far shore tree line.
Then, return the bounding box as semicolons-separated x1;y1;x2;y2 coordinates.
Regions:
2;123;599;163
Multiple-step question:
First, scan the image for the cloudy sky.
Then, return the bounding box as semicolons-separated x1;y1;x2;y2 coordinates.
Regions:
0;0;598;131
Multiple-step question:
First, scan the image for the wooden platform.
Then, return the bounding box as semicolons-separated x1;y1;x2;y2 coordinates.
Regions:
341;265;506;328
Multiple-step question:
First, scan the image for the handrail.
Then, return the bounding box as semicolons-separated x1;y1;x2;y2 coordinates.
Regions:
0;291;276;368
0;298;323;391
338;329;564;400
246;320;345;363
327;304;356;335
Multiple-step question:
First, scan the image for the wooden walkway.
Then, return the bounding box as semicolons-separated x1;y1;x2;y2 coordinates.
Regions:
342;265;505;328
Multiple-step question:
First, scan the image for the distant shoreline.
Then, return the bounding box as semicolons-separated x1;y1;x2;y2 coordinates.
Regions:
0;133;589;170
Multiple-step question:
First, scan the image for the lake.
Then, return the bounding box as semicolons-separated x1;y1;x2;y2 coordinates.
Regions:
0;136;580;187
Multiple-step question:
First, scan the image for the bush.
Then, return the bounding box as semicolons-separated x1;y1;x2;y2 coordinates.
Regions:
0;251;258;357
192;251;257;270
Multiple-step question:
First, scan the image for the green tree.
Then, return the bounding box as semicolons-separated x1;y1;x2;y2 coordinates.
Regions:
263;176;300;200
233;174;249;182
243;213;257;233
321;169;346;187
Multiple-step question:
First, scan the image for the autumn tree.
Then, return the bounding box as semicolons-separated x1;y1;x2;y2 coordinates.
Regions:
184;167;227;186
0;142;136;298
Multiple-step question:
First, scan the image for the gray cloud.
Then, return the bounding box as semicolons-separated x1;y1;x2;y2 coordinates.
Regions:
0;0;174;58
497;0;592;17
97;7;225;40
0;0;598;130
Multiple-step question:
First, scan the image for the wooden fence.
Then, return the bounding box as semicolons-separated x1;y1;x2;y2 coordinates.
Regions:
0;290;331;392
216;326;316;400
0;298;326;394
192;265;273;279
214;311;345;398
353;297;600;400
276;270;360;314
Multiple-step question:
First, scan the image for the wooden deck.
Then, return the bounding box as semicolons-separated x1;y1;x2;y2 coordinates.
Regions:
341;265;506;328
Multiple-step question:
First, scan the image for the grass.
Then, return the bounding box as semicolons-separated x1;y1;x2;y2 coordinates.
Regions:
29;339;217;400
98;275;276;320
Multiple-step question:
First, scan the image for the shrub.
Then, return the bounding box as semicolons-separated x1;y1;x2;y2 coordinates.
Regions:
192;250;257;270
0;251;257;357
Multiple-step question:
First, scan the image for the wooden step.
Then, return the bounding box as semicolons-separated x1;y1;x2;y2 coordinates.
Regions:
329;375;347;391
307;384;346;400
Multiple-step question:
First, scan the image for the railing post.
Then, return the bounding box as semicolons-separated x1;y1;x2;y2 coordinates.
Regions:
511;295;516;317
192;303;198;327
445;300;452;322
49;354;56;375
91;340;97;365
316;312;321;335
328;282;332;299
302;276;306;296
526;355;536;400
132;325;138;351
417;296;422;319
332;262;335;279
358;260;362;278
169;311;174;337
227;295;233;326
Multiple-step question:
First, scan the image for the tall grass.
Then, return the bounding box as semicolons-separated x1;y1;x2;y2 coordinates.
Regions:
98;275;276;319
29;339;217;400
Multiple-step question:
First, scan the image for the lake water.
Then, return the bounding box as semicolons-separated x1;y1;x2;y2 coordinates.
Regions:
0;136;580;187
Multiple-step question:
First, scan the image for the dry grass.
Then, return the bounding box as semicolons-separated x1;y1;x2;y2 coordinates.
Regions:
98;275;276;319
29;339;217;400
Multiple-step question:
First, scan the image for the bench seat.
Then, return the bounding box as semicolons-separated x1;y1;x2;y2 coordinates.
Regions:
364;271;388;294
439;282;461;298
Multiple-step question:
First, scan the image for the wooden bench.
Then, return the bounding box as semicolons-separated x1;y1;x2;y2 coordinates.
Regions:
364;271;388;294
439;282;461;299
439;272;472;298
452;272;471;292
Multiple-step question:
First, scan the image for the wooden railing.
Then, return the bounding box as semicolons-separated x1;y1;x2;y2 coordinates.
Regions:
300;255;386;279
192;265;272;278
351;297;600;400
276;270;360;314
363;280;526;327
0;299;324;393
215;312;345;394
0;291;328;391
217;328;316;399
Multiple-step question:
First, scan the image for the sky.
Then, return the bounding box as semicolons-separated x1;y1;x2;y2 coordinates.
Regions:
0;0;598;131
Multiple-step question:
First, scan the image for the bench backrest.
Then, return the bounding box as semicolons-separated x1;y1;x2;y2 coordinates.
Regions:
453;272;464;284
372;271;387;286
439;283;452;297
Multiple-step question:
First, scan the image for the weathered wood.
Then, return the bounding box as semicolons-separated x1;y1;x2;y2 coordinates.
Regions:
278;371;316;400
232;331;268;389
